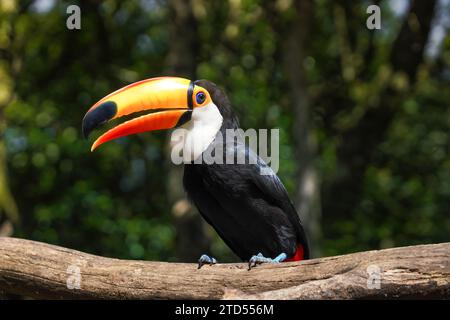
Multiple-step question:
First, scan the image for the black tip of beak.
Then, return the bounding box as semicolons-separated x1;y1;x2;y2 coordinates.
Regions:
82;101;117;138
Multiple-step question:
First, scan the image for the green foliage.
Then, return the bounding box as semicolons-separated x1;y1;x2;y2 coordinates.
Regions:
1;0;448;261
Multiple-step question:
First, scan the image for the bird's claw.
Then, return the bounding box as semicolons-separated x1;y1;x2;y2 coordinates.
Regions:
248;253;272;270
198;254;217;269
248;252;287;270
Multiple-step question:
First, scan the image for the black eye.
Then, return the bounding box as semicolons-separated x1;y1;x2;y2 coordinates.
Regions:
196;92;206;104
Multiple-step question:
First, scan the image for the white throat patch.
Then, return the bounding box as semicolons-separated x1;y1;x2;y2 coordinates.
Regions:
170;102;223;162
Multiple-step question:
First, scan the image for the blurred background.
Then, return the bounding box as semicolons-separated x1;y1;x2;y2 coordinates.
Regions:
0;0;448;263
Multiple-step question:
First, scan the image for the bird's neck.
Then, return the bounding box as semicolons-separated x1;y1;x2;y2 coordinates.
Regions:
171;102;224;162
171;100;240;164
219;113;240;134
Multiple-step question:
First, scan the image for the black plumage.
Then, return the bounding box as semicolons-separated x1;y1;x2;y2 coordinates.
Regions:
183;80;310;261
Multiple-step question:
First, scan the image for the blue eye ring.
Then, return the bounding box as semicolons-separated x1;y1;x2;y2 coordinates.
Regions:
196;92;206;104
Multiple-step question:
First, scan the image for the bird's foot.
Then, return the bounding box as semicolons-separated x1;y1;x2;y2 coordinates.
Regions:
248;252;287;270
198;254;217;269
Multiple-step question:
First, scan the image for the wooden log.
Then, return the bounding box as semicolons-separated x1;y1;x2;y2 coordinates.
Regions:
0;237;448;299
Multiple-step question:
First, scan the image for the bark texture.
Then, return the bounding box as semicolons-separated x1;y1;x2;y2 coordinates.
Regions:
0;237;448;299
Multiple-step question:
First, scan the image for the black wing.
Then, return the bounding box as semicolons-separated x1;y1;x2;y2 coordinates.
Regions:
183;144;310;261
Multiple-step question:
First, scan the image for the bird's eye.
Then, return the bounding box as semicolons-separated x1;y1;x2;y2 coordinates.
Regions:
196;92;206;105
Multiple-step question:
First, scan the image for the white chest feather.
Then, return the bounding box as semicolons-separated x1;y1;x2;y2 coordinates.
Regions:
170;102;223;162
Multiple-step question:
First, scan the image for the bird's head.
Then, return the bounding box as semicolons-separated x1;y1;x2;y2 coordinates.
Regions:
82;77;235;157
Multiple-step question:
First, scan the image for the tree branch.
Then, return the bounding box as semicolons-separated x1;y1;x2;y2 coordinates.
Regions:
0;237;448;299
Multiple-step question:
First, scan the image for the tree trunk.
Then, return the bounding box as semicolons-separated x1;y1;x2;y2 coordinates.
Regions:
280;0;322;257
0;237;448;299
164;0;211;262
323;0;438;221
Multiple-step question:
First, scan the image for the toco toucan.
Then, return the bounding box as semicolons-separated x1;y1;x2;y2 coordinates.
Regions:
82;77;310;269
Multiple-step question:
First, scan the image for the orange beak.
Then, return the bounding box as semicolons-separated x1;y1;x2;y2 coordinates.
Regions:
82;77;196;151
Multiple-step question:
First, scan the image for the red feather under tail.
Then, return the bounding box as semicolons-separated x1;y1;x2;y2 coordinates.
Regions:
284;245;304;262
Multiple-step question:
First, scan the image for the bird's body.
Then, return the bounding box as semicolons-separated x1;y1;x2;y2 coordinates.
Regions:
183;81;309;261
82;76;310;267
184;151;309;261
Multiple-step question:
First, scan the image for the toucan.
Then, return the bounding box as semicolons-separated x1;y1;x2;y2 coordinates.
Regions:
82;77;310;269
